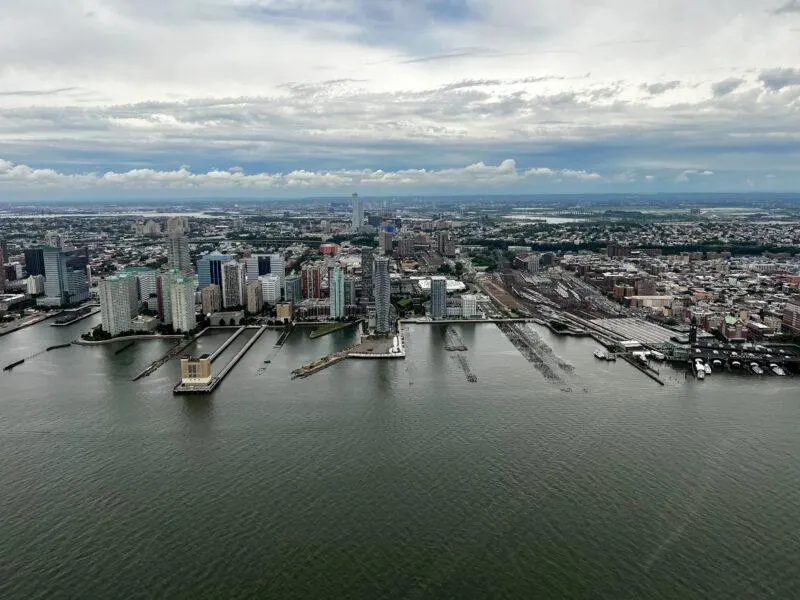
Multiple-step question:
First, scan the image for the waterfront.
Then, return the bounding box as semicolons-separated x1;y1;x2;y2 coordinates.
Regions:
1;317;799;598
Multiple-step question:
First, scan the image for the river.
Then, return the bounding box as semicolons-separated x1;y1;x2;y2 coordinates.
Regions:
1;316;798;598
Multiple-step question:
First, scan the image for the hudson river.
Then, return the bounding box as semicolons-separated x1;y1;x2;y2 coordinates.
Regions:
1;316;798;598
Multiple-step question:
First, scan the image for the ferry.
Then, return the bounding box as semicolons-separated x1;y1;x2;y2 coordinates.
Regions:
770;363;785;376
594;349;615;361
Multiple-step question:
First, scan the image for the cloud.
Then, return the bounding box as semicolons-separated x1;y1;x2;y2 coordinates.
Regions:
772;0;800;14
711;78;745;97
640;81;681;95
676;169;714;182
0;157;606;192
758;68;800;91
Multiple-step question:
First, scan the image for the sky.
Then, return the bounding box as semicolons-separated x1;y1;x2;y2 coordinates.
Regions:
1;0;800;198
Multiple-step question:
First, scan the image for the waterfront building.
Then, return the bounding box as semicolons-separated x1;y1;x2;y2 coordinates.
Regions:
24;248;45;277
121;267;157;311
166;233;192;275
351;192;364;232
302;265;321;299
276;303;293;322
430;276;447;319
156;271;178;325
246;281;264;315
170;275;196;333
40;247;90;307
373;256;391;333
330;266;345;319
197;253;233;289
26;274;45;296
461;294;478;318
284;274;302;304
221;261;246;308
361;247;374;301
260;275;281;304
180;355;212;386
99;273;137;336
201;284;222;315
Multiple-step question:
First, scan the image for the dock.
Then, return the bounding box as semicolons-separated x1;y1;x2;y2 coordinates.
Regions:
174;326;268;394
291;332;406;379
131;327;209;381
620;354;665;385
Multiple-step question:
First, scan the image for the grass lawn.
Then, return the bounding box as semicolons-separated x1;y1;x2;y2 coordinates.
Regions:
309;321;356;339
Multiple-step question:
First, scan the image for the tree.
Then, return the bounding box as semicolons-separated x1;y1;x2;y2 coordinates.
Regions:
454;262;465;276
438;264;452;275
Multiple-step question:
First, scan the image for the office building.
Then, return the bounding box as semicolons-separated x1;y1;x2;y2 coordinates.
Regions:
330;266;345;319
351;192;364;232
170;275;196;333
201;284;222;315
284;274;302;304
41;247;90;307
260;275;281;304
24;248;45;277
461;294;478;318
221;261;246;308
268;253;285;289
361;247;374;301
344;275;356;305
180;355;212;386
302;265;321;299
246;281;264;315
379;229;394;255
197;253;233;289
245;255;272;282
99;273;137;336
430;276;447;319
166;233;192;275
373;256;391;333
26;274;45;296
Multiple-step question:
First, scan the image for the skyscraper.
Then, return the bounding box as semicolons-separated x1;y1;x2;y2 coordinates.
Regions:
170;276;196;333
301;265;321;299
260;275;281;304
24;248;45;277
246;281;264;315
221;261;246;308
99;273;137;336
268;253;285;290
330;266;345;319
201;284;222;314
166;233;192;275
361;247;374;301
344;275;356;305
430;276;447;319
351;192;364;232
284;274;302;304
373;256;391;333
379;229;394;255
197;254;233;289
122;267;157;312
156;270;180;325
245;255;272;282
44;231;63;249
41;247;90;307
0;244;5;292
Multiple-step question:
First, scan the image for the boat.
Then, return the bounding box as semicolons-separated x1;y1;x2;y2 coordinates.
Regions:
750;362;764;375
770;364;785;376
712;359;723;369
594;349;606;360
651;351;665;361
264;360;271;364
704;363;712;375
731;360;741;369
696;367;705;380
694;359;705;380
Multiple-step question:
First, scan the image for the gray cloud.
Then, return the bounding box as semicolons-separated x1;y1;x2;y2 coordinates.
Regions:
640;81;681;95
759;68;800;90
772;0;800;14
711;78;745;97
0;87;79;97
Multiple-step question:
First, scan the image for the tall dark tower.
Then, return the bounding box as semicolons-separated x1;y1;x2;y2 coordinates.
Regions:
689;315;698;345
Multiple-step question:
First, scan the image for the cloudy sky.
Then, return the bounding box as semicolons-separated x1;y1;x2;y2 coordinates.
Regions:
1;0;800;198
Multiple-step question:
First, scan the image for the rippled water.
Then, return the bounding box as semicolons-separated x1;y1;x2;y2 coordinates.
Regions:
1;317;799;598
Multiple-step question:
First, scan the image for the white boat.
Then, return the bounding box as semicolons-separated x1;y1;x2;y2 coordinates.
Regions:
731;360;741;369
694;359;705;380
770;363;785;376
712;359;722;369
750;362;764;376
594;349;605;360
704;363;712;374
651;351;665;361
696;367;705;380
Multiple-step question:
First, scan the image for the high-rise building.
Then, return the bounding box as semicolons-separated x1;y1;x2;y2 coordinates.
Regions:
330;266;345;319
361;247;374;301
167;216;189;236
351;192;364;232
268;253;285;290
246;281;264;315
0;245;5;292
41;247;90;307
170;276;196;333
221;261;246;308
201;284;222;314
344;275;356;305
260;275;281;304
302;265;321;299
24;248;45;277
430;276;447;319
99;273;137;336
44;231;63;249
379;230;394;255
397;237;415;258
436;230;450;255
26;275;45;296
245;255;272;282
461;294;478;318
166;233;192;275
197;254;233;289
122;267;157;312
284;274;302;304
156;271;181;325
373;256;391;333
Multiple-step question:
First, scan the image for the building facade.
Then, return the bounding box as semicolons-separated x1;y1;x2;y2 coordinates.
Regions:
260;275;281;304
99;273;137;336
197;254;233;289
430;276;447;319
166;233;192;275
351;192;364;232
246;281;264;315
461;294;478;318
24;248;45;277
41;247;90;307
284;274;302;304
373;256;391;333
201;284;222;315
221;261;246;309
302;265;321;299
170;276;196;333
330;266;345;319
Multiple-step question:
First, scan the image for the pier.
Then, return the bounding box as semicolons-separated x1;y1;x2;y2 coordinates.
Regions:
131;327;209;381
174;326;268;394
291;333;406;379
208;326;246;362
